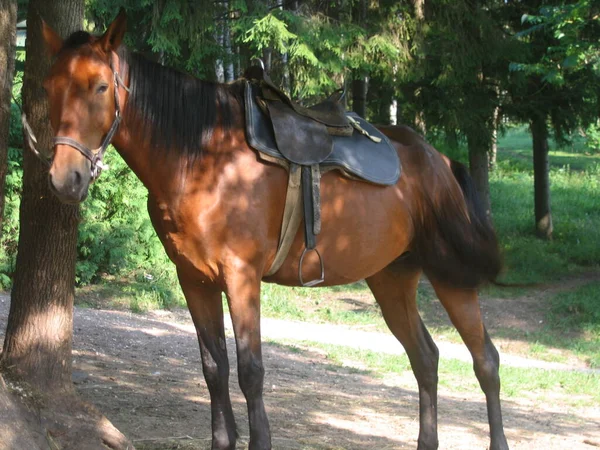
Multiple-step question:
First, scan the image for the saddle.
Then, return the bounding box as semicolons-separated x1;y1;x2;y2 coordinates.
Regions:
243;65;401;286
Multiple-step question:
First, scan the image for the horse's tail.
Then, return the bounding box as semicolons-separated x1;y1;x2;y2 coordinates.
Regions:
415;159;502;288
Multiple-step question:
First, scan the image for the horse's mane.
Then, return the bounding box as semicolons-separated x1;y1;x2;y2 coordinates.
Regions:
118;47;243;159
60;31;242;160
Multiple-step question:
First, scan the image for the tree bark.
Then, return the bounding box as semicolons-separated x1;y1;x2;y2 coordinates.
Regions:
530;115;553;239
467;132;492;219
352;76;368;117
0;0;17;232
489;106;499;169
0;3;133;447
351;0;368;118
1;0;82;390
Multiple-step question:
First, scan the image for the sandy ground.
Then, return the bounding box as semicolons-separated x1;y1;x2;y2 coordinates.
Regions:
1;292;599;450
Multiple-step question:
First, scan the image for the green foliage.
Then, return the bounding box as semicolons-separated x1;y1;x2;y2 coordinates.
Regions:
520;1;600;80
507;1;600;141
77;148;174;286
584;122;600;153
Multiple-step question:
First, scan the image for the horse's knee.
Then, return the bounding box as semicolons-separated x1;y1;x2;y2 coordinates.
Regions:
474;336;501;393
238;356;265;398
200;341;230;392
412;334;439;390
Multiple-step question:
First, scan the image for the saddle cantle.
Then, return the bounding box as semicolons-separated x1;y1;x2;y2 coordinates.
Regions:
243;69;401;286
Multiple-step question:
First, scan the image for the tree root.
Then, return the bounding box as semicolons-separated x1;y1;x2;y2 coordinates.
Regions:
0;375;134;450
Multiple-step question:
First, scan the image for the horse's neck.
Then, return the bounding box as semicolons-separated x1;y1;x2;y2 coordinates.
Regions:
111;54;244;198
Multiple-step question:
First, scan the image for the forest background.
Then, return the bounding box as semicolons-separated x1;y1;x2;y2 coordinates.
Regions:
3;0;600;294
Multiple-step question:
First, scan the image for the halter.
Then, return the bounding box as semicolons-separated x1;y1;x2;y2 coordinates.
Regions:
22;54;129;181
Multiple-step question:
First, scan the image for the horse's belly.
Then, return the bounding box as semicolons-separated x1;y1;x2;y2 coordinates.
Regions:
264;174;413;287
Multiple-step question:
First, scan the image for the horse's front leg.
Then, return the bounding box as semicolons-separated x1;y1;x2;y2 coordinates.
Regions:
177;270;238;450
224;265;271;450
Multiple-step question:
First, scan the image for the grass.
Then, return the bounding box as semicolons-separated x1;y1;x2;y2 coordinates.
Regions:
539;281;600;368
76;271;186;312
490;162;600;283
270;340;600;406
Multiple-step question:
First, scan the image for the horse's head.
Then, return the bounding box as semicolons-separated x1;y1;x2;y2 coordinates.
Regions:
42;10;127;204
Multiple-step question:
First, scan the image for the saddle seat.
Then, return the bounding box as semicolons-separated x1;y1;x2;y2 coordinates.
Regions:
244;64;351;166
244;64;350;131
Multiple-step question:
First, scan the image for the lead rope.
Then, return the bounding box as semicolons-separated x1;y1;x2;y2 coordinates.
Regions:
11;92;51;167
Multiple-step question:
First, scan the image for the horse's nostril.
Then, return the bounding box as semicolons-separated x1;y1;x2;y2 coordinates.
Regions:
73;170;82;187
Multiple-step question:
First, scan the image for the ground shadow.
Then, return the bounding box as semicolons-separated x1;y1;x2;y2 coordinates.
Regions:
1;297;598;450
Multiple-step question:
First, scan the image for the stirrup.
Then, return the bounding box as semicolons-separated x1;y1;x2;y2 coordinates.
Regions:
299;247;325;287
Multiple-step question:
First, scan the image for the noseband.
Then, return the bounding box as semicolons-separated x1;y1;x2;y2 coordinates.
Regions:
22;55;129;181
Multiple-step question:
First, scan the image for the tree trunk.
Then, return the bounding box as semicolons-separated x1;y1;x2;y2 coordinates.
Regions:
413;0;425;21
489;105;500;170
223;16;234;83
1;0;82;390
351;0;368;118
0;0;17;231
530;115;553;239
467;132;492;218
352;76;368;117
0;1;132;447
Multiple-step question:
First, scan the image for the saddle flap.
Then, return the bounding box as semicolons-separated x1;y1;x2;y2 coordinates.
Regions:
267;101;333;165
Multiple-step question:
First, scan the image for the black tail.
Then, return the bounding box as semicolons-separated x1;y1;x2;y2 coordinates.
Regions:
415;159;503;289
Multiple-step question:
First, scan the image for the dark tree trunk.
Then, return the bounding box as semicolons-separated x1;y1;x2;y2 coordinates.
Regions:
352;76;368;117
467;132;491;218
530;115;553;239
0;2;132;448
351;0;368;118
0;0;17;231
1;0;82;390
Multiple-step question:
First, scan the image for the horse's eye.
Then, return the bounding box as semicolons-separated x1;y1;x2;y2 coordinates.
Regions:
96;84;109;94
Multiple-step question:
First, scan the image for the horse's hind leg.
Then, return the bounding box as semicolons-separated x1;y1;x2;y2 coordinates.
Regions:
429;280;509;450
177;271;237;450
366;265;440;450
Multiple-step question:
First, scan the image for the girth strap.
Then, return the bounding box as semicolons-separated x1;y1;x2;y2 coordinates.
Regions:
265;163;325;287
265;164;302;277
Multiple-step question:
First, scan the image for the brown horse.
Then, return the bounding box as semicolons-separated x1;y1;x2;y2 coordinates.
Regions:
40;11;509;450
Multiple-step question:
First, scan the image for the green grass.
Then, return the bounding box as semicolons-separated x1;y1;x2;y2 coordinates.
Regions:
541;281;600;368
260;282;385;328
76;271;186;312
271;340;600;406
491;130;600;283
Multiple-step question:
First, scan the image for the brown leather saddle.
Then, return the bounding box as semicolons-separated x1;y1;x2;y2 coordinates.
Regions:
243;64;400;286
244;64;352;166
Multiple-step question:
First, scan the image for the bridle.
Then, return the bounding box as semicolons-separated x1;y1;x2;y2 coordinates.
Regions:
22;54;129;181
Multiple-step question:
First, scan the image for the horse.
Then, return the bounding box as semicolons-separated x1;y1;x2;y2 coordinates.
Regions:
39;10;509;450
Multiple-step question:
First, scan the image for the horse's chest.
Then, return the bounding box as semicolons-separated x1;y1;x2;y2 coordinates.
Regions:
150;200;221;277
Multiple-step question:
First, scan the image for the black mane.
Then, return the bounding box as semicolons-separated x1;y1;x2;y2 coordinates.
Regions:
60;31;242;160
118;47;242;159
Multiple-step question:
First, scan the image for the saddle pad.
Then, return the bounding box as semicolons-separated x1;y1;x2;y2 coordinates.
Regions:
244;82;401;186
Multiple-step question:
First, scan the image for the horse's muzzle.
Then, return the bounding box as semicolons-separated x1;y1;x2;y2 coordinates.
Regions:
48;169;90;204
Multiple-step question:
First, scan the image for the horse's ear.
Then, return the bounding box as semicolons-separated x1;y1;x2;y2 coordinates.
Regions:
99;8;127;53
42;19;63;56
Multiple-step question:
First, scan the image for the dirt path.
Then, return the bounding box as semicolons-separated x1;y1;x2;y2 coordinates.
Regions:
1;294;599;449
